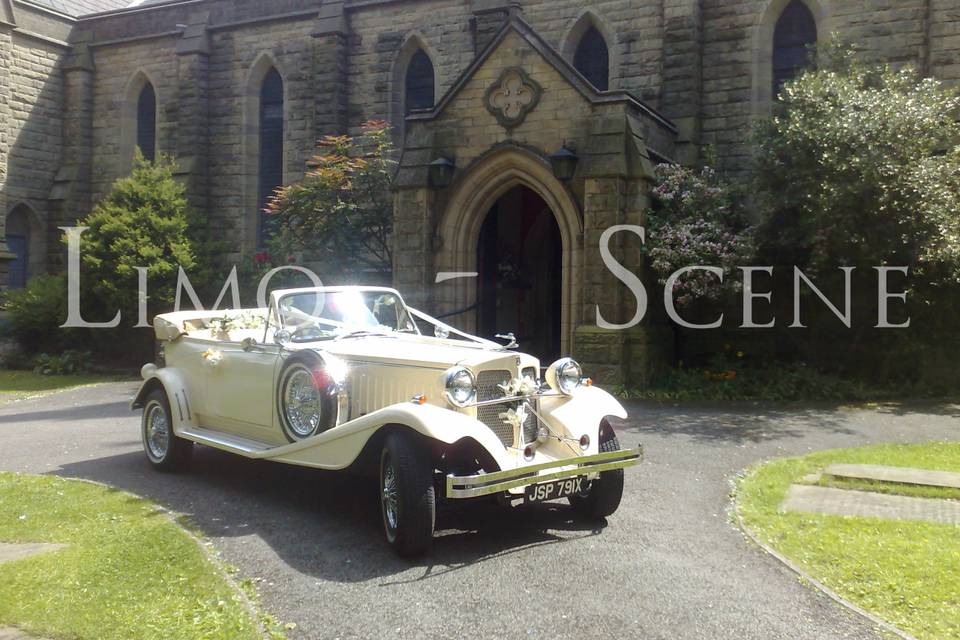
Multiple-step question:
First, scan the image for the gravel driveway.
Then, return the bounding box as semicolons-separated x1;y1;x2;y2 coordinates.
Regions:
1;382;957;639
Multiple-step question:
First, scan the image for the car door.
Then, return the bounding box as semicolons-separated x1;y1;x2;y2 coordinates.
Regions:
205;340;281;443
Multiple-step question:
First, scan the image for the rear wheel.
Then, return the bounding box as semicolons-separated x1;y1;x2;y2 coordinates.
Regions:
141;389;193;472
568;420;624;519
380;432;435;557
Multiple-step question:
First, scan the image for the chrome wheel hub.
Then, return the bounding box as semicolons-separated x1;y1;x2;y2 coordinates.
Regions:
382;459;399;532
283;368;322;437
145;403;170;460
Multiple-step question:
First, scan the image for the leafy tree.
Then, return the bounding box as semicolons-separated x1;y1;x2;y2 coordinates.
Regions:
266;120;395;278
753;42;960;281
752;42;960;385
78;151;196;323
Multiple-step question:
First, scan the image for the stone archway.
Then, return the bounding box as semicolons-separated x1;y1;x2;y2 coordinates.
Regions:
435;147;582;356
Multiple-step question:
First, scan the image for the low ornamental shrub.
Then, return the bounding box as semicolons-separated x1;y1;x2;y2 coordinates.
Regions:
2;274;73;354
33;350;92;376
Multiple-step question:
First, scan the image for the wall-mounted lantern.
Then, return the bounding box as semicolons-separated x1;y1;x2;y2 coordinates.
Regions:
549;145;579;181
428;157;456;188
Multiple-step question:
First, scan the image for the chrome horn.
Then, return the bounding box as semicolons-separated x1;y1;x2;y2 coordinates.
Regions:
494;332;518;349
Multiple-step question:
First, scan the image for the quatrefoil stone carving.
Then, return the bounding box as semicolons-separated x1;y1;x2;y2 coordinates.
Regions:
484;67;542;130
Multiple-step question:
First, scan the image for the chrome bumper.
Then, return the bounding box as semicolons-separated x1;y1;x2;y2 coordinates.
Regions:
445;447;643;499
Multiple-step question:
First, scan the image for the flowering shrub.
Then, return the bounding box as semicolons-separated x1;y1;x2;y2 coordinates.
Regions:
645;164;755;306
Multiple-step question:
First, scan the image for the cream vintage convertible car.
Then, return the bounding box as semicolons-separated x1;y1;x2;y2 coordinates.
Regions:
132;286;641;556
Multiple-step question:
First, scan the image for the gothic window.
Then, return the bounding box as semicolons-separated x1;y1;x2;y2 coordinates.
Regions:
772;0;817;98
5;205;41;289
573;26;610;91
405;49;435;115
258;68;284;245
136;82;157;162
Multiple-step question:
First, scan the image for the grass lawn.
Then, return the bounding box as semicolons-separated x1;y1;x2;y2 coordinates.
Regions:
0;369;123;405
736;442;960;640
0;473;268;640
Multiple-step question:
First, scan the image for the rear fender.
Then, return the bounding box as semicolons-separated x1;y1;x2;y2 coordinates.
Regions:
130;365;199;433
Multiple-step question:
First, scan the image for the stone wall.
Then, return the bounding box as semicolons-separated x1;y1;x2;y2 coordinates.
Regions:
0;2;71;281
205;17;317;253
931;0;960;81
3;0;960;292
8;34;66;208
344;0;666;128
88;36;179;201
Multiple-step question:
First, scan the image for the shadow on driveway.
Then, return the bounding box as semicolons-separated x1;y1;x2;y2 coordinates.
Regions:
617;401;862;444
0;401;132;424
53;445;605;583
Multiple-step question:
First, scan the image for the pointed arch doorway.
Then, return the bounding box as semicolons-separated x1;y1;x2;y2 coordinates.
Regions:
435;147;583;361
477;186;562;361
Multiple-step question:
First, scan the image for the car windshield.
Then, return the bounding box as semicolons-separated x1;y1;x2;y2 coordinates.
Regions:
276;290;418;343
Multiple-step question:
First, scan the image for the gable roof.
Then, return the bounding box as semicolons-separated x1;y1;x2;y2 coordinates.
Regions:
406;14;676;135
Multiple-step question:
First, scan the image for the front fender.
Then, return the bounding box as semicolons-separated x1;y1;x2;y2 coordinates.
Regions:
264;402;514;471
541;384;627;422
538;384;628;454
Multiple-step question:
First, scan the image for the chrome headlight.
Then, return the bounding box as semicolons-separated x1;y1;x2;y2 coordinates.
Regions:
444;367;476;407
546;357;582;395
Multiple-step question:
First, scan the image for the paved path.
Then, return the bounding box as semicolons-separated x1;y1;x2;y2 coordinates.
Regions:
782;484;960;525
825;463;960;489
1;382;958;639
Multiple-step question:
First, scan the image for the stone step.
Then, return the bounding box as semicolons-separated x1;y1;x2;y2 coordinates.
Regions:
782;484;960;526
824;464;960;490
0;542;66;566
0;627;52;640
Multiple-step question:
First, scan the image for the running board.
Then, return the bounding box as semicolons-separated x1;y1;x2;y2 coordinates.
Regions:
177;427;276;457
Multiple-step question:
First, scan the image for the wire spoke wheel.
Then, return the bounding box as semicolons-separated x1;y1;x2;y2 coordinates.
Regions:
140;389;192;472
282;367;322;438
145;401;170;460
379;433;435;557
382;453;400;536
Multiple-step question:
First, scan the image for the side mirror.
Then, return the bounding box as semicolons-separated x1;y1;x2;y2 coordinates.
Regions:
240;337;259;352
273;329;291;345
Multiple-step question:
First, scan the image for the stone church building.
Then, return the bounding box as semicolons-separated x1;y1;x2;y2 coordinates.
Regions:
1;0;958;381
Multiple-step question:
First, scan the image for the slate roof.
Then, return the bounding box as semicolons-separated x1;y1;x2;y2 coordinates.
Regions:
19;0;137;17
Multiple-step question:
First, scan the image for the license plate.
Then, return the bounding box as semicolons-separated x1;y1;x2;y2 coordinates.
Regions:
524;476;587;503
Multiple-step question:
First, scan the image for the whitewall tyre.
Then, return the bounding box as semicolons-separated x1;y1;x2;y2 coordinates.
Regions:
141;389;193;472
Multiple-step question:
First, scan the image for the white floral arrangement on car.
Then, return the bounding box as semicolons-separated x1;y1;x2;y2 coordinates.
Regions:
497;375;539;430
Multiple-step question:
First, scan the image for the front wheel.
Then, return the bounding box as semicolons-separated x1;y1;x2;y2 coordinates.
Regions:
141;389;193;472
380;432;435;557
568;420;624;519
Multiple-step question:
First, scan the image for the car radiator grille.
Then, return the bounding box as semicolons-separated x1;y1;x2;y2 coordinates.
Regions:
475;369;539;448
